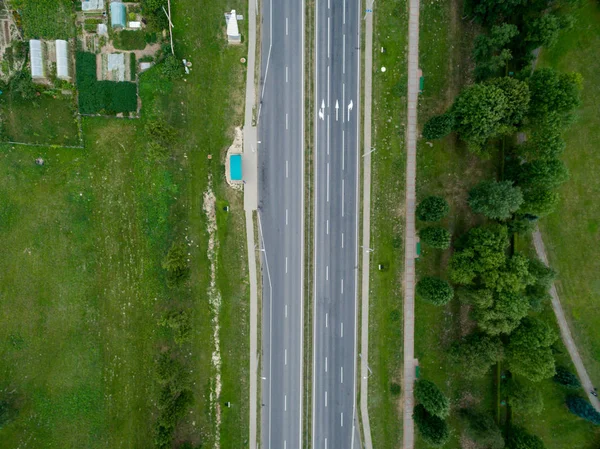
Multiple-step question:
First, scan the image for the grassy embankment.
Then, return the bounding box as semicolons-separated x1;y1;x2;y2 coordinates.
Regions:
0;0;249;447
367;0;408;447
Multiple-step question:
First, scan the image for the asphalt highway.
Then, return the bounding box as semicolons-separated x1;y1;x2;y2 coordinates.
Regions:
313;0;361;447
258;0;305;447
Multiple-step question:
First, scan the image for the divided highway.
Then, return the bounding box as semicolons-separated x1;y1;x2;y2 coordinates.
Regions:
313;0;361;448
258;0;304;448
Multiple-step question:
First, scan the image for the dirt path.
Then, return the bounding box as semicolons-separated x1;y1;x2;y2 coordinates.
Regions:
532;229;600;411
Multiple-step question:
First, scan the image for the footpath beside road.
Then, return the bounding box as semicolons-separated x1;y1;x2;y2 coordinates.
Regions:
532;229;600;411
403;0;420;446
242;0;259;446
359;2;374;449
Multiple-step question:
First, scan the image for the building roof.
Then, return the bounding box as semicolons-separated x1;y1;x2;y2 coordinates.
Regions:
110;2;126;28
55;40;69;79
230;154;243;181
227;9;241;41
81;0;105;11
29;40;44;78
107;53;125;81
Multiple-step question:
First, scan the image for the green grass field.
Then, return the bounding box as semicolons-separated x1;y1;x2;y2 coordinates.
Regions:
0;0;249;446
538;1;600;391
367;1;408;447
3;94;81;146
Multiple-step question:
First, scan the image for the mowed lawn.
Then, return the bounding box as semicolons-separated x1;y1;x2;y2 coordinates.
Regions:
538;1;600;389
367;0;408;447
0;0;250;447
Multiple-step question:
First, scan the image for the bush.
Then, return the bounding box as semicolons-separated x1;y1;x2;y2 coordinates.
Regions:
566;395;600;424
507;426;546;449
390;383;401;395
460;409;504;449
159;55;183;81
419;226;451;249
416;196;450;222
162;241;189;287
422;114;454;139
553;366;581;389
468;180;524;220
159;310;192;345
505;379;544;415
414;380;450;418
9;70;38;101
413;404;450;447
450;333;504;379
416;277;454;306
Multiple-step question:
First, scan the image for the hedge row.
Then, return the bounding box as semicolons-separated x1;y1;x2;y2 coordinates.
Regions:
76;52;137;114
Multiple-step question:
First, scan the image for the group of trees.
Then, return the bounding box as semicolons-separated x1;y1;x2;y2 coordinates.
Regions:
413;380;451;446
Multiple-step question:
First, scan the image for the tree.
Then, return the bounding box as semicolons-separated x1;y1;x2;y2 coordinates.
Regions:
449;225;509;286
414;380;450;418
451;83;510;153
525;14;562;49
416;277;454;305
416;196;450;222
460;409;504;449
528;69;582;122
505;379;544;415
419;227;451;249
473;24;519;80
9;70;38;101
519;186;559;217
515;159;569;189
524;258;555;310
553;366;581;389
162;242;190;287
413;404;450;447
507;426;546;449
422;114;454;139
475;290;531;335
566;395;600;425
470;0;528;25
468;180;524;220
160;55;183;80
507;318;556;382
159;310;192;345
487;76;530;125
450;333;504;378
507;214;538;235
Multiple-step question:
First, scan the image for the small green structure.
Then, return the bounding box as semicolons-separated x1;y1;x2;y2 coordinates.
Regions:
416;240;421;260
416;365;421;379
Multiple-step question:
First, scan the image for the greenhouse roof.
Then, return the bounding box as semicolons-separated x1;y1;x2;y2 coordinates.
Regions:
110;2;126;28
29;40;44;79
56;40;69;79
81;0;105;11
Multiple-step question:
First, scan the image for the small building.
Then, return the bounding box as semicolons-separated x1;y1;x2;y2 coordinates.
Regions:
226;9;241;44
128;21;142;29
55;40;70;80
110;2;127;29
97;23;108;35
107;53;125;81
230;154;243;181
81;0;105;12
29;39;44;79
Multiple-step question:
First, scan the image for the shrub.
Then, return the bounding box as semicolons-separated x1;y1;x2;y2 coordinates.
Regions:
566;395;600;424
505;379;544;415
416;196;450;222
9;70;38;101
460;409;504;449
159;310;192;345
160;55;183;81
553;366;581;389
507;426;546;449
162;242;189;287
413;404;450;447
422;114;454;139
416;277;454;306
0;396;19;429
419;226;451;249
450;333;504;379
414;380;450;418
390;383;401;396
468;180;524;220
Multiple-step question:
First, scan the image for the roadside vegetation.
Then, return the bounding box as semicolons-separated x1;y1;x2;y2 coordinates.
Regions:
367;1;408;447
411;0;600;448
0;0;249;448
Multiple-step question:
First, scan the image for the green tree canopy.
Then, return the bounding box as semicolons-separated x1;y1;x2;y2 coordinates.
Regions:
414;380;450;418
475;290;531;335
519;185;559;217
473;23;519;80
422;114;455;139
566;395;600;425
460;409;505;449
419;226;452;249
487;76;531;125
416;196;450;222
450;333;504;378
514;159;569;189
507;317;557;381
507;426;546;449
553;366;581;389
416;277;454;306
528;69;582;122
505;379;544;415
413;404;451;447
468;179;524;220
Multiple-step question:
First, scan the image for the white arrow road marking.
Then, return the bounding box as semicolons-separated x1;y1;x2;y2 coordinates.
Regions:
319;99;325;120
347;100;353;121
335;100;339;121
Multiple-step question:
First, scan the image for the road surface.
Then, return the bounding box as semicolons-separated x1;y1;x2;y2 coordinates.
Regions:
312;0;361;447
258;0;305;446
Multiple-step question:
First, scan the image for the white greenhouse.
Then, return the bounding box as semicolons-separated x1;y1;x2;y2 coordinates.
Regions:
29;39;44;79
55;40;70;80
